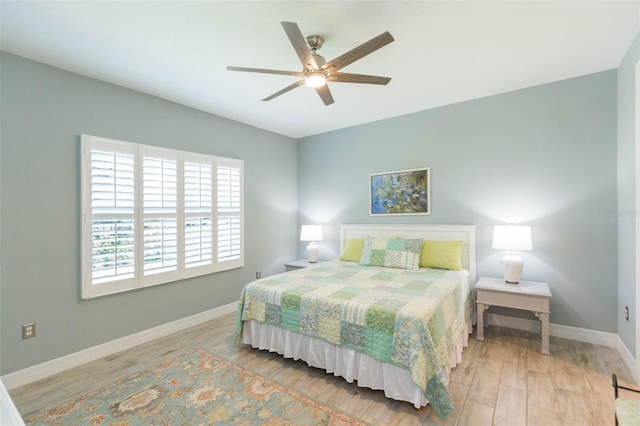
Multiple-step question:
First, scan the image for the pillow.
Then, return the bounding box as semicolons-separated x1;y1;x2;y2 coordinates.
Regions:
340;239;364;262
359;237;422;271
419;240;463;270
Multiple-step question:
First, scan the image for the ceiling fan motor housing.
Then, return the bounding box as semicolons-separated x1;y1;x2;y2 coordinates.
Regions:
306;34;324;51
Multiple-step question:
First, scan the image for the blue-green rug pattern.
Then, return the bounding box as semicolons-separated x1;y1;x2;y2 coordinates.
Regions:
24;349;366;425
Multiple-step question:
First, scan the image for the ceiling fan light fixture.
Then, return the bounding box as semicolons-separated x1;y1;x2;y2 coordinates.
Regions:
304;72;327;88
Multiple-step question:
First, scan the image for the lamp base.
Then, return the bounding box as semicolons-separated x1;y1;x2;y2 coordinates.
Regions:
307;242;319;263
501;253;524;284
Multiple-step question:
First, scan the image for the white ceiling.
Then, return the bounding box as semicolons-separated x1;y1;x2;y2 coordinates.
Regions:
1;1;639;139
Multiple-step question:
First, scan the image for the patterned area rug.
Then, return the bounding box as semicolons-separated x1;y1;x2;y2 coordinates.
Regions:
24;349;366;425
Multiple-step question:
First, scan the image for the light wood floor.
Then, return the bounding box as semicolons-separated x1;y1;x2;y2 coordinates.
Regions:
9;312;637;425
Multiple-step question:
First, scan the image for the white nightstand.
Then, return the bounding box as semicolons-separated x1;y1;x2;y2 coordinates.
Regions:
284;259;326;271
475;276;552;355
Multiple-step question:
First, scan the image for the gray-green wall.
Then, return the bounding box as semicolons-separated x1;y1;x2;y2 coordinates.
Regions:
298;70;618;333
0;53;298;374
617;32;640;356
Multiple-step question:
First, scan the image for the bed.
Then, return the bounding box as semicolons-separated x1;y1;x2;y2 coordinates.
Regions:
235;224;476;418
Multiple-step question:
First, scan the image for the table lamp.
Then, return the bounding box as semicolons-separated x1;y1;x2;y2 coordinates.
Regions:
492;225;532;284
300;224;323;263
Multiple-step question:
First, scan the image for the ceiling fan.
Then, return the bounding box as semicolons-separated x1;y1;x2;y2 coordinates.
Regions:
227;22;394;106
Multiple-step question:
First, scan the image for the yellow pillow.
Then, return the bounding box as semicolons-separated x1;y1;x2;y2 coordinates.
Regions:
419;240;463;270
340;239;365;262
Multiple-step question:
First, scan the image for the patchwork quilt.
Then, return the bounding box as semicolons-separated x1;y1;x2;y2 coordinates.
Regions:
235;260;473;418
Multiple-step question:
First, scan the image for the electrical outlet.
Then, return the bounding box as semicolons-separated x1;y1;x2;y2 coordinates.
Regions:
625;306;630;321
22;323;36;339
256;270;261;279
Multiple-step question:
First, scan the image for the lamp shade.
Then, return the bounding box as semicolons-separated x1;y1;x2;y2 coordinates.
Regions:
300;225;323;242
492;225;532;251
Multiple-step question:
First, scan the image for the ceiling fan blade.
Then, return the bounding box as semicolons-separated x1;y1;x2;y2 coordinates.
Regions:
315;85;334;106
227;66;303;77
281;21;319;70
330;72;391;85
323;31;394;72
262;80;305;101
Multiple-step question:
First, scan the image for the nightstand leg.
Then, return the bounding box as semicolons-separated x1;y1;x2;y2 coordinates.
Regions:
534;311;550;355
476;303;488;341
540;312;550;355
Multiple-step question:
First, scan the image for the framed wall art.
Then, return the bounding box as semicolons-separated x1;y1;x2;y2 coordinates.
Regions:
370;167;430;215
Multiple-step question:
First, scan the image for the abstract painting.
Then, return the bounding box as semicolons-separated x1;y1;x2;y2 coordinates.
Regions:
370;167;430;215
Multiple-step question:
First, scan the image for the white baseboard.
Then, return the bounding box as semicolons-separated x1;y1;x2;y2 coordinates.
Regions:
1;302;238;390
487;313;541;334
550;323;618;347
486;313;618;347
616;335;640;383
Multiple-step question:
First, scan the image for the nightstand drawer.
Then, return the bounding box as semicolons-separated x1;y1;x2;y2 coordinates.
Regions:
476;288;550;313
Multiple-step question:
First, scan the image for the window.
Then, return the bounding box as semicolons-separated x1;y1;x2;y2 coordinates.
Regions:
81;135;243;299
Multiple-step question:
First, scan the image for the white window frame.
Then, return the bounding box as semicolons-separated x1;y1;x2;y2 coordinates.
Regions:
81;134;244;299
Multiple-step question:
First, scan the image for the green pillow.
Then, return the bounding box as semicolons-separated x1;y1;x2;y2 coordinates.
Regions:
359;237;422;271
340;239;365;262
419;240;463;270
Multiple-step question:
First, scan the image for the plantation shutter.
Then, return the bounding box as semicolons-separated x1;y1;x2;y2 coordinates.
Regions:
215;158;243;270
141;147;179;285
82;137;137;298
183;156;214;277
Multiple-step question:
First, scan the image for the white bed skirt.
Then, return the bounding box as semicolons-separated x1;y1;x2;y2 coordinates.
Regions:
242;320;471;409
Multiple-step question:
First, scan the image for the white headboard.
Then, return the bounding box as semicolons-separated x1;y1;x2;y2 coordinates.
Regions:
340;224;477;282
